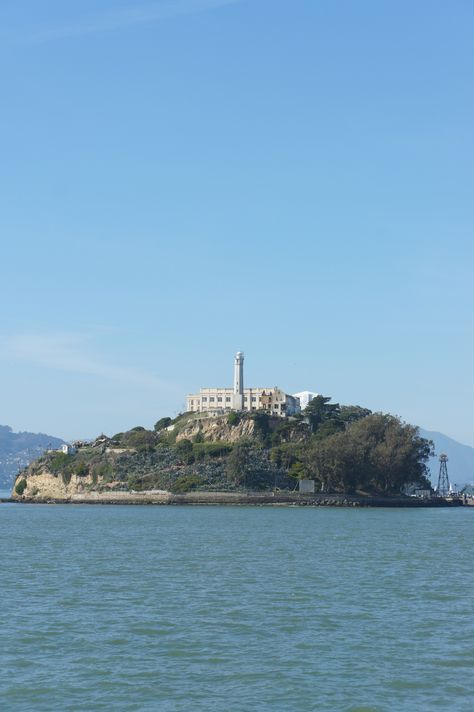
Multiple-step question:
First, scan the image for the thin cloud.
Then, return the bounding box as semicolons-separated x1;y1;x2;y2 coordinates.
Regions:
3;332;164;388
26;0;240;43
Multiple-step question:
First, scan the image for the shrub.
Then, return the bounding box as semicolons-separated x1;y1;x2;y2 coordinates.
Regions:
75;461;89;477
270;444;302;470
288;462;305;480
159;428;178;445
271;420;296;446
193;442;233;459
226;442;277;490
171;474;204;493
175;439;194;465
227;412;240;426
122;429;157;449
136;444;155;453
127;475;142;491
250;412;271;446
48;452;72;473
92;461;113;481
154;417;172;432
15;479;27;496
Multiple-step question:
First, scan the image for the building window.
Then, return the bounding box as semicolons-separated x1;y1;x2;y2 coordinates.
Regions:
202;397;207;402
210;397;215;402
226;397;231;402
218;397;222;402
244;396;248;401
251;396;256;402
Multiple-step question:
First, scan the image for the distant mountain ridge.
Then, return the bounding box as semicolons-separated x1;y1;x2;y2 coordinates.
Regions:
419;429;474;488
0;425;65;488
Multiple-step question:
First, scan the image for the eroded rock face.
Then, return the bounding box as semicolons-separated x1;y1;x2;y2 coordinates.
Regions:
175;414;309;443
12;469;98;500
175;416;257;443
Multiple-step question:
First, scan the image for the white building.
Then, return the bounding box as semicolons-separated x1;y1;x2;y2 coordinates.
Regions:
61;444;76;455
293;391;319;411
186;352;300;417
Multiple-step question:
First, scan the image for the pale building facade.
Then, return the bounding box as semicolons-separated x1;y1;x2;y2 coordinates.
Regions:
293;391;319;410
186;352;300;417
186;386;300;416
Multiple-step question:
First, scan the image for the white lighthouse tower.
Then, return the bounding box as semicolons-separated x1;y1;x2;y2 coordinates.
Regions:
233;351;244;410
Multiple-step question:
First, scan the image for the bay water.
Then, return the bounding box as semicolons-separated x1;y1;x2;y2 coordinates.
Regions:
0;503;473;711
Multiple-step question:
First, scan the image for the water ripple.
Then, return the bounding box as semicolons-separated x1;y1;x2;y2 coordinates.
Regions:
1;505;473;711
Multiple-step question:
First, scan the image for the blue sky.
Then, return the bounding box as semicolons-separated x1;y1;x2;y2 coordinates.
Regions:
1;0;473;444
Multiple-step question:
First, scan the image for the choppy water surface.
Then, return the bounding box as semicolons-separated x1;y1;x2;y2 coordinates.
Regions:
0;504;473;711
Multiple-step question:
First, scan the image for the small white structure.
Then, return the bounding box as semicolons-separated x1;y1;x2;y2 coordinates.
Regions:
299;479;315;493
293;391;319;410
61;444;76;455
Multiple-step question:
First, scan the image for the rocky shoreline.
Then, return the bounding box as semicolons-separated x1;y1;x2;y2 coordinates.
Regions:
3;491;465;507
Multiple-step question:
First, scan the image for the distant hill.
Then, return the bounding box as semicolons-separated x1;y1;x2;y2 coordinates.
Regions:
0;425;65;488
419;429;474;488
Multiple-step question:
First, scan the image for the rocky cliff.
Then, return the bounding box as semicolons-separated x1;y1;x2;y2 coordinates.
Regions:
174;413;308;443
12;412;303;501
174;415;257;443
13;469;97;500
0;425;64;488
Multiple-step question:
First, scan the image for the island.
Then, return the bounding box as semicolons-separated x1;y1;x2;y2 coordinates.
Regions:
10;396;463;507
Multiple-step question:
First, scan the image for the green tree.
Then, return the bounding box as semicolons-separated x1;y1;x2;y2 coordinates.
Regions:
303;413;433;494
314;419;345;439
304;395;343;434
270;443;301;470
339;405;372;425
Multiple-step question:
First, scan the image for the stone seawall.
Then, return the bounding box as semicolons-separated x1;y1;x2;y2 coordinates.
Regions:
3;491;465;507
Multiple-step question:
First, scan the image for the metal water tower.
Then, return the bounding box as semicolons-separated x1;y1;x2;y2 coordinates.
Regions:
437;454;450;497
